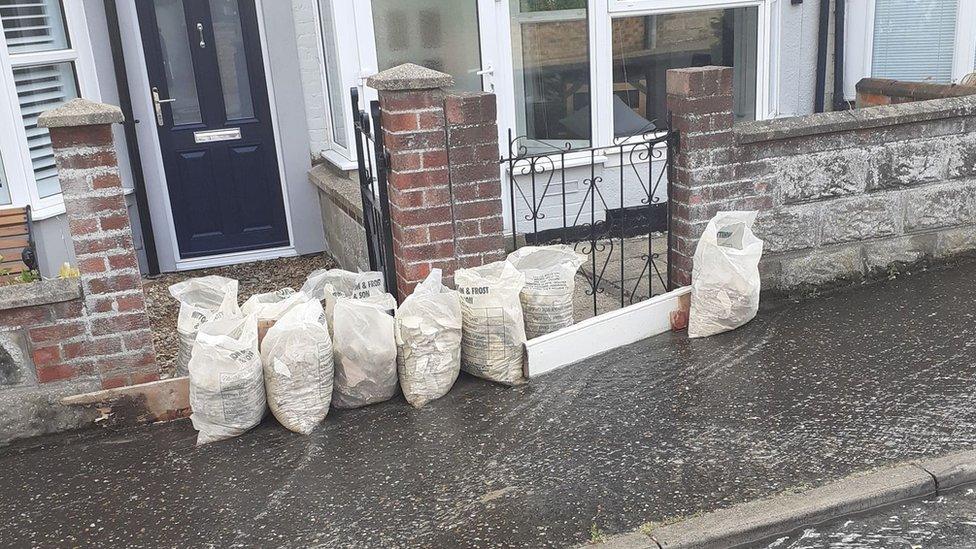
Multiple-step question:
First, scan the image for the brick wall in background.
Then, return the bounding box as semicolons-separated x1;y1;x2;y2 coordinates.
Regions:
668;66;976;291
856;78;976;108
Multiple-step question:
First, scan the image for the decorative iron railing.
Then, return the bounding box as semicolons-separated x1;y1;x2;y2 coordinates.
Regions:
500;126;678;318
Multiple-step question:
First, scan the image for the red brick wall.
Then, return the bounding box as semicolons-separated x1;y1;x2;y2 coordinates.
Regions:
15;121;160;390
444;93;506;270
379;88;456;297
856;78;976;108
379;86;507;298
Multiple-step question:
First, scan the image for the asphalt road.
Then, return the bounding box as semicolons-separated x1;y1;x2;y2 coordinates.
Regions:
3;260;976;548
760;485;976;548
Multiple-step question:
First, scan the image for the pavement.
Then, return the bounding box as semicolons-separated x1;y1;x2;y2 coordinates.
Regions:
761;485;976;548
2;260;976;548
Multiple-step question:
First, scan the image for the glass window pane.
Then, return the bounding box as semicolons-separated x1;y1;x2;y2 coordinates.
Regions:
371;0;483;92
319;0;347;148
154;0;202;125
210;0;254;121
510;0;590;146
612;7;758;137
0;0;69;55
13;62;78;199
872;0;958;83
0;154;10;206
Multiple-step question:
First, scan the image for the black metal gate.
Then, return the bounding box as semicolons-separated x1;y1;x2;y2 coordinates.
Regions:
500;125;678;318
351;88;397;300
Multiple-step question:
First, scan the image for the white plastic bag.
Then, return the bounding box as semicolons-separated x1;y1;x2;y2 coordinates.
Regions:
188;315;266;445
169;276;240;376
261;300;334;434
395;269;462;408
688;211;765;338
507;245;587;339
332;293;398;408
455;261;527;385
301;268;385;331
241;288;309;345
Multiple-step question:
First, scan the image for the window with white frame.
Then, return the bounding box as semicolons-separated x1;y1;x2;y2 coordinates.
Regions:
611;7;758;137
509;0;763;152
317;0;348;151
0;0;88;210
510;0;591;148
871;0;959;83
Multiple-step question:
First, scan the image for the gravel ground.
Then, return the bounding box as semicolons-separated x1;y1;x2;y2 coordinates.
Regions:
142;253;336;378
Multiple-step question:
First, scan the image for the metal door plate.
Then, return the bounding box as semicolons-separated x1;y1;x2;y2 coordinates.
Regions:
194;128;241;143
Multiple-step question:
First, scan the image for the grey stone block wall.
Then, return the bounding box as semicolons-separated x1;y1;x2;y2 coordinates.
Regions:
309;165;369;272
669;66;976;291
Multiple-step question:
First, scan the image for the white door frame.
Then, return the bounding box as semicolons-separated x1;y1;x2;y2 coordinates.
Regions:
116;0;296;272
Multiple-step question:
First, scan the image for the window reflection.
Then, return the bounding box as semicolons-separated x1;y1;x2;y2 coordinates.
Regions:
510;0;590;147
612;7;758;137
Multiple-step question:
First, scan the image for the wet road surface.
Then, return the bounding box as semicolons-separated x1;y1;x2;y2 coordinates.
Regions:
760;485;976;548
2;261;976;548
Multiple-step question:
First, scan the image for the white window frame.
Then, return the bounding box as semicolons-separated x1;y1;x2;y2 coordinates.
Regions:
313;0;360;170
845;0;976;101
495;0;775;157
0;0;101;219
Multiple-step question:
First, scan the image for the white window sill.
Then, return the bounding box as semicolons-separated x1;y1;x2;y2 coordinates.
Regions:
320;149;357;172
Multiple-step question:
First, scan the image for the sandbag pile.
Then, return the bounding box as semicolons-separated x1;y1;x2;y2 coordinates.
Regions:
174;251;592;443
507;245;586;339
395;269;462;408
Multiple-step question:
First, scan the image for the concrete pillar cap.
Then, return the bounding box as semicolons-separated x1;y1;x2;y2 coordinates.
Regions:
38;98;124;128
367;63;454;91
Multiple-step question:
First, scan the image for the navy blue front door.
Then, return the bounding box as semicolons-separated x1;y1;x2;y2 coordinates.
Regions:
137;0;289;259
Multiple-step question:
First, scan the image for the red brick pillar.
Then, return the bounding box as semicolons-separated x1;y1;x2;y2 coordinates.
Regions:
370;64;455;298
445;93;506;269
369;64;505;298
39;98;158;389
666;66;735;287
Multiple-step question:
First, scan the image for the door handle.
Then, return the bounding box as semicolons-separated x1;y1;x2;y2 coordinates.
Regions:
196;23;206;49
151;86;176;127
475;64;494;76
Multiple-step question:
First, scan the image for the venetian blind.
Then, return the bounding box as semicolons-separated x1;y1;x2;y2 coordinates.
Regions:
872;0;958;83
13;63;77;198
0;0;69;54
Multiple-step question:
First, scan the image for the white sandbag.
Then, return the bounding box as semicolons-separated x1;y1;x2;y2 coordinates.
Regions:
301;268;385;331
689;211;764;338
332;293;398;408
507;245;587;339
395;269;462;408
241;288;309;345
260;300;334;435
168;275;240;376
188;315;265;445
300;268;384;302
455;261;527;385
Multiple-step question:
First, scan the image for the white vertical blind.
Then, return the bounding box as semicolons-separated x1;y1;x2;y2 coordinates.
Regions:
0;0;77;200
13;63;77;198
0;0;69;54
872;0;959;83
